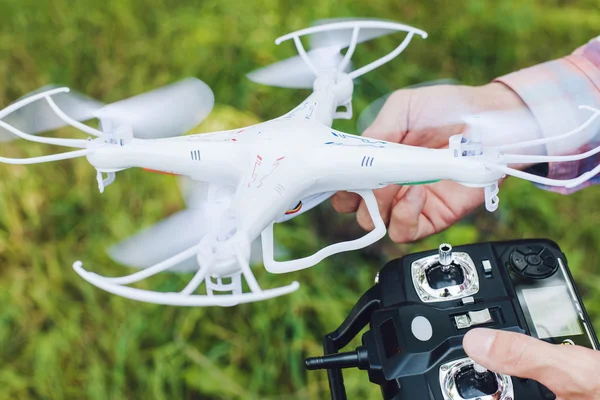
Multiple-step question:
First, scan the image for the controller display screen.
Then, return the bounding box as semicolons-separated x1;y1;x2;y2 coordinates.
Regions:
523;286;583;339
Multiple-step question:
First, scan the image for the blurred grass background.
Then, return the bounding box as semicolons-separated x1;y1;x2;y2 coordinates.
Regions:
0;0;599;399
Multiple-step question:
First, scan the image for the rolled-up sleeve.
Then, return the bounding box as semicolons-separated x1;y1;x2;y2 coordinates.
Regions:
494;37;600;194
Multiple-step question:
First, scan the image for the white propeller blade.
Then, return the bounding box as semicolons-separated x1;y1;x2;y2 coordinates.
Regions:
108;208;266;272
108;209;207;272
94;77;214;139
247;48;346;89
178;176;210;209
0;85;104;142
356;79;459;133
356;79;599;156
110;179;263;272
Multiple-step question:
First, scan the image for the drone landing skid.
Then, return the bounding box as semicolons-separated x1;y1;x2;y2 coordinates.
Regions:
73;261;300;307
72;232;301;307
262;190;387;274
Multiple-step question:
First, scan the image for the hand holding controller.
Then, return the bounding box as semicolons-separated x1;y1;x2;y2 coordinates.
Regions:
464;328;600;400
305;239;600;400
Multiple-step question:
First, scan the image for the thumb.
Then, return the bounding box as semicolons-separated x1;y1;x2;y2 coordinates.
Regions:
362;90;412;143
464;328;600;399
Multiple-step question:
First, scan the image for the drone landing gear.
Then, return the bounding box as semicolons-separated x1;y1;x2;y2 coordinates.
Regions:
72;233;300;307
262;189;387;274
96;170;116;193
334;99;353;120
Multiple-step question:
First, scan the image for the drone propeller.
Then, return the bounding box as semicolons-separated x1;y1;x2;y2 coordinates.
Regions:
94;78;214;139
0;85;104;142
0;78;215;194
247;47;349;89
108;179;266;272
0;78;214;142
108;209;267;273
247;18;426;89
109;208;212;273
356;79;460;134
355;78;599;156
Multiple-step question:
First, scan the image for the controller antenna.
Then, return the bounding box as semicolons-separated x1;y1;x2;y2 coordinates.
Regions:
305;347;369;370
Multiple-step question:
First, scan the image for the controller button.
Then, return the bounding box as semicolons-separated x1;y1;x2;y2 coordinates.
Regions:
526;254;542;265
522;263;558;279
529;265;552;275
411;316;433;342
529;245;544;254
516;244;544;255
510;252;529;271
540;251;558;268
513;248;526;256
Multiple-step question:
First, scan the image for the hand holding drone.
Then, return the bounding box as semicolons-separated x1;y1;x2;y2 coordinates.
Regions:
1;19;599;307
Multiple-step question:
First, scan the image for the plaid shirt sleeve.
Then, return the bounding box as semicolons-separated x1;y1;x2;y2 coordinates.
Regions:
494;36;600;194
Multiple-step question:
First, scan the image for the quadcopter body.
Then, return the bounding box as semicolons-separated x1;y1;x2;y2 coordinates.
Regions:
1;19;599;307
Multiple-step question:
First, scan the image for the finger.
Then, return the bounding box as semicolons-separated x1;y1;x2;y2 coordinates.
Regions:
464;328;600;398
386;185;428;243
330;191;361;214
356;185;401;230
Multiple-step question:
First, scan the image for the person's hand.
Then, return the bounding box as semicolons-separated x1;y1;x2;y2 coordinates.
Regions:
330;82;540;243
464;328;600;399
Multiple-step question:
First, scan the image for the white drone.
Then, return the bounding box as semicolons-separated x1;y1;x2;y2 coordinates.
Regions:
1;19;599;307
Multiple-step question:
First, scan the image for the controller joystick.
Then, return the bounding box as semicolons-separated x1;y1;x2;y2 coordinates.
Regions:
455;363;499;399
412;243;479;302
439;243;453;267
440;358;513;400
427;244;466;290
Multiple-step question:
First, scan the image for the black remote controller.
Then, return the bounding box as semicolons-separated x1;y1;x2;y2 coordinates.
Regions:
305;239;599;400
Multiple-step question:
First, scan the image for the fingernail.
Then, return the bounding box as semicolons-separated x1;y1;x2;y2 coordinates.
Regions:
464;328;496;359
405;186;424;202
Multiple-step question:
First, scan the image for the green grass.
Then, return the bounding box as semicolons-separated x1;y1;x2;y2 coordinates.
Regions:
1;0;599;399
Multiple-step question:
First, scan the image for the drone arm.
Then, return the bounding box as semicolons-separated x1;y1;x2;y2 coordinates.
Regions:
310;145;502;191
262;189;386;274
87;140;244;185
